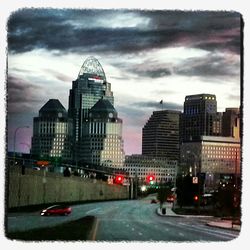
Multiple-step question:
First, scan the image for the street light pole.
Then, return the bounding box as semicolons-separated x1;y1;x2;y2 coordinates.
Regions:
13;126;29;165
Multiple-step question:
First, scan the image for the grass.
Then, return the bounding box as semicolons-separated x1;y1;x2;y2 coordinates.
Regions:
6;216;95;241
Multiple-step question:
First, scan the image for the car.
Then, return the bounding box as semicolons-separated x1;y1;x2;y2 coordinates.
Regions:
32;167;40;171
40;204;72;216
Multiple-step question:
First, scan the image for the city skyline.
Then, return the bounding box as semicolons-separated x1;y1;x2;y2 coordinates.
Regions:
7;9;241;155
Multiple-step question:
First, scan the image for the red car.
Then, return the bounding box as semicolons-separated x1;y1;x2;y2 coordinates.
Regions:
40;205;72;216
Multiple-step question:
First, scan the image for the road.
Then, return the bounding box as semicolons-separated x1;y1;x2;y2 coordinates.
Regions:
7;198;239;242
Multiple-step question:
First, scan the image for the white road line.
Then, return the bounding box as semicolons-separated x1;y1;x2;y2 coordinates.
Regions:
179;222;187;226
86;208;101;215
191;224;238;238
182;224;237;240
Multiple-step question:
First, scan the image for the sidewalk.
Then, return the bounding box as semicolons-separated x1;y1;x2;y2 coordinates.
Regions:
156;204;241;231
206;219;241;231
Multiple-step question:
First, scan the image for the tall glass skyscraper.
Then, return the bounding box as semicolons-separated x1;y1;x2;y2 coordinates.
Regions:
68;57;114;143
180;94;222;142
68;57;124;167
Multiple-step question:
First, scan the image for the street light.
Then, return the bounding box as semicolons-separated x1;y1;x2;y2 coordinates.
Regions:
13;126;29;165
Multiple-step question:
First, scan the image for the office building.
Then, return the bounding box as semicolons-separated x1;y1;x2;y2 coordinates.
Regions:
142;110;181;160
68;57;124;167
180;136;240;191
31;99;72;160
222;108;241;139
80;98;125;167
181;94;222;142
122;154;178;183
68;57;114;145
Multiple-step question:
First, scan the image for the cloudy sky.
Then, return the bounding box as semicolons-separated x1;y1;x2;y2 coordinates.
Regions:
7;8;242;155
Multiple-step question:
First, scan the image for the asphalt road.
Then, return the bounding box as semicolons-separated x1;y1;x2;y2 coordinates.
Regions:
7;198;239;242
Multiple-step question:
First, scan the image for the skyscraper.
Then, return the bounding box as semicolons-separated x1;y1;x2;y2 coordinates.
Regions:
68;57;124;167
222;108;240;139
31;99;72;160
181;94;222;142
142;110;181;160
80;98;125;167
68;57;114;145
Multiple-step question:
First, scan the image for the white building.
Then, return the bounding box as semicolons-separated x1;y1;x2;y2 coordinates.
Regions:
180;136;241;190
122;154;178;184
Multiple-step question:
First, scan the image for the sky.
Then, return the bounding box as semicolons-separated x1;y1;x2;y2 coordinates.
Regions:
6;8;242;156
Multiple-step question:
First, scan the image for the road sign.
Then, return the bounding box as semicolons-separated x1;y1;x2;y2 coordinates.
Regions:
192;177;198;184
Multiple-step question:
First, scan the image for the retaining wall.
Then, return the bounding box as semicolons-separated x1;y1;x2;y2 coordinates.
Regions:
7;167;129;208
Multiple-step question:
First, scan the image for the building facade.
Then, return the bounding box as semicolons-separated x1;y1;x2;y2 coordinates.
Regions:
181;94;222;142
68;57;124;167
68;56;114;146
142;110;181;160
31;99;72;160
180;136;241;191
80;98;125;167
222;108;241;139
122;154;178;184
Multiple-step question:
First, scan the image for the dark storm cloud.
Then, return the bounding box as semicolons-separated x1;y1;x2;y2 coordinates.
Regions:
132;67;171;78
175;53;240;79
142;10;241;54
7;9;241;55
7;75;45;113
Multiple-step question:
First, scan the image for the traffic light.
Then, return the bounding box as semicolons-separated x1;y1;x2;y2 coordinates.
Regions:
114;175;124;184
194;195;199;201
146;175;155;185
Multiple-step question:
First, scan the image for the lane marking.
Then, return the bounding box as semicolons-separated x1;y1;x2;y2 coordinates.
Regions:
181;224;237;240
91;218;99;241
86;208;101;215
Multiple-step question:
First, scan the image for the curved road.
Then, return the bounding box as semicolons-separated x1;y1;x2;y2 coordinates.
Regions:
7;198;239;242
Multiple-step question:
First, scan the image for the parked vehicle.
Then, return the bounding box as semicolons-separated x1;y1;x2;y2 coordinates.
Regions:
40;205;72;216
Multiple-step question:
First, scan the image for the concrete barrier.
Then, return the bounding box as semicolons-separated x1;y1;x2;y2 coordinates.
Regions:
7;167;129;208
